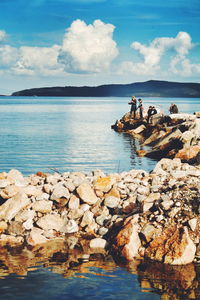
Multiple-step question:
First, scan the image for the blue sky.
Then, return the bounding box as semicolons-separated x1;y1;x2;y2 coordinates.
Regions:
0;0;199;94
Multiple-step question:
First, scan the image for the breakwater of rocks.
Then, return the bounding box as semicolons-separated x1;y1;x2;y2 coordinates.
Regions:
0;157;199;265
111;112;200;164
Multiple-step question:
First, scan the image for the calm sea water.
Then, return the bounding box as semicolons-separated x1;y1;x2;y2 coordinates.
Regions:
0;96;199;300
0;96;199;175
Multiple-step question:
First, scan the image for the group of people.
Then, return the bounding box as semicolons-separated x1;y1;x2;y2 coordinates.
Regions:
128;96;179;121
128;96;144;119
147;105;157;123
128;96;157;122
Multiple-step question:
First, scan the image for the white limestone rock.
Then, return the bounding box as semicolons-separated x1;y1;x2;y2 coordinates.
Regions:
0;192;30;222
23;218;34;230
36;214;65;231
61;219;79;234
76;182;98;205
27;227;48;246
50;184;70;202
89;238;107;249
32;200;53;213
104;196;120;208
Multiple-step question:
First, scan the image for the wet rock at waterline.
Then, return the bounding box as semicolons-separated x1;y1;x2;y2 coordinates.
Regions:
111;112;200;164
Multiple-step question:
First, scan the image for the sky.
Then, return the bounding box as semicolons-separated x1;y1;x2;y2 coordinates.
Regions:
0;0;199;94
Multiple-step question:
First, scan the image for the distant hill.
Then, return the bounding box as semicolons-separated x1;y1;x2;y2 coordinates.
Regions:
11;80;200;97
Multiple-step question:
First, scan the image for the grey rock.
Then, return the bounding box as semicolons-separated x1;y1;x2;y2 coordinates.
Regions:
104;196;120;208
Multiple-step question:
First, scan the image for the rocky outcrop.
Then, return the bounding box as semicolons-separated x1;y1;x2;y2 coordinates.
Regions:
111;112;200;164
0;158;199;265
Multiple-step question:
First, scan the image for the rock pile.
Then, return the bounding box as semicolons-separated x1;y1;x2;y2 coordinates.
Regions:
0;158;199;265
111;112;200;164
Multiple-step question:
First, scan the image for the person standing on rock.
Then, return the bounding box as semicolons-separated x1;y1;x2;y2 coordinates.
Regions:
128;96;137;119
169;103;179;114
138;98;144;119
147;106;153;123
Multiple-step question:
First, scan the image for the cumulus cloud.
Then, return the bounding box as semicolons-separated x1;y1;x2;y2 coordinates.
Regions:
0;20;118;76
0;26;199;81
12;45;64;75
170;55;200;77
119;31;196;76
58;19;119;73
0;45;18;68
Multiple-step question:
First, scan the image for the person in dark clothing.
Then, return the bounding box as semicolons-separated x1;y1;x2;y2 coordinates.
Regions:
169;103;178;114
147;106;153;123
128;96;137;119
138;98;143;119
151;106;157;115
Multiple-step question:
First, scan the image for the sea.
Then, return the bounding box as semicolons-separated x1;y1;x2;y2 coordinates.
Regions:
0;96;199;300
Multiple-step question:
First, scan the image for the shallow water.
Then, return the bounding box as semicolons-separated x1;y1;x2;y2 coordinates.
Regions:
0;96;200;299
0;241;199;300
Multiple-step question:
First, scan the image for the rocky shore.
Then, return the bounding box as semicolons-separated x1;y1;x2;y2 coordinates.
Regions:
0;157;199;265
111;111;200;164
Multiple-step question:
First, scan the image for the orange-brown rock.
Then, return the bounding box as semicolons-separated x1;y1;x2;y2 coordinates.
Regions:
104;185;120;199
136;150;147;157
35;171;47;178
113;216;141;261
93;176;114;193
145;226;196;265
175;146;200;161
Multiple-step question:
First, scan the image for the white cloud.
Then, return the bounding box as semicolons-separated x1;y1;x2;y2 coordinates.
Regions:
0;20;119;76
118;31;197;77
0;45;18;67
0;26;199;83
58;19;119;73
12;45;64;75
170;55;200;77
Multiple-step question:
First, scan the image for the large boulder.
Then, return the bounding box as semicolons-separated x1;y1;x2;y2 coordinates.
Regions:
0;192;30;221
175;146;200;161
145;226;196;265
113;215;141;261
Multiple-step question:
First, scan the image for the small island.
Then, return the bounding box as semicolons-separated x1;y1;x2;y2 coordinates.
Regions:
11;80;200;98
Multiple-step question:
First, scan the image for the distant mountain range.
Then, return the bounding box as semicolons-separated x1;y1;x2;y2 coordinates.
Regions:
11;80;200;97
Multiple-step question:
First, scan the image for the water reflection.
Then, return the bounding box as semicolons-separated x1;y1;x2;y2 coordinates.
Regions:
124;260;200;300
119;132;157;172
0;241;199;300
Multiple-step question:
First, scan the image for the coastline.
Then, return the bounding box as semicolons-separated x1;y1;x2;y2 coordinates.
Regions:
0;110;199;285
